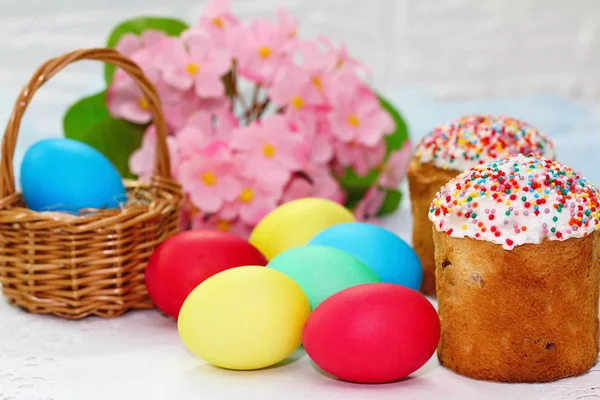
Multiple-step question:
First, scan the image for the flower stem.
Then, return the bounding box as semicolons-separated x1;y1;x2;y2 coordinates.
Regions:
255;98;271;119
251;84;260;108
229;61;249;114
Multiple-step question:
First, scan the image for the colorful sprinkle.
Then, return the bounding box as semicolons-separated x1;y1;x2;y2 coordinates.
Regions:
415;115;555;171
428;154;600;250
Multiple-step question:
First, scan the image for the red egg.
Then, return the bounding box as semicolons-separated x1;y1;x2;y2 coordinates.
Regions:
145;230;268;319
303;282;440;383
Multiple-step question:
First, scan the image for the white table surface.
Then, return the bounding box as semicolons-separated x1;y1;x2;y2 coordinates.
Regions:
1;206;599;400
1;90;600;399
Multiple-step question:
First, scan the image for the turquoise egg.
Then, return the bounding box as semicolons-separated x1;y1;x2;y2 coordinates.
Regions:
267;245;381;310
20;138;127;213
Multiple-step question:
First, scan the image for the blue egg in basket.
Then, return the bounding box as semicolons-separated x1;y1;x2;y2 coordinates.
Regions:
20;138;126;214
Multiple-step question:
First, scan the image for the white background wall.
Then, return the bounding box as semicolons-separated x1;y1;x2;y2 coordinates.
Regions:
0;0;599;185
1;0;600;105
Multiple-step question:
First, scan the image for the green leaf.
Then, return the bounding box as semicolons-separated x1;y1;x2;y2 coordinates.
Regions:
337;168;379;196
377;188;403;216
104;16;189;84
343;190;365;211
63;91;110;141
378;94;409;157
78;118;145;179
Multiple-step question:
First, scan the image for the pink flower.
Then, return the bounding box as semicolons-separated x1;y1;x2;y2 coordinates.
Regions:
162;90;204;132
107;80;153;124
163;91;232;132
354;187;385;222
283;167;344;204
288;112;333;165
229;19;288;84
213;106;239;140
107;49;182;125
198;0;240;46
225;178;282;225
175;116;214;162
191;213;252;238
231;115;308;185
130;125;180;182
269;66;325;114
310;133;335;165
315;169;345;203
378;140;412;188
178;140;242;213
276;8;299;44
115;30;167;58
333;139;386;176
107;50;161;124
318;36;371;74
154;29;231;98
173;102;238;160
282;175;311;203
327;75;394;146
196;99;238;140
296;40;338;99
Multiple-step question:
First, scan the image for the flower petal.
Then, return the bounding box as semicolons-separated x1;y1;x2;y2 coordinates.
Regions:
115;34;141;57
239;201;271;225
154;38;188;69
328;113;354;142
178;160;202;188
311;133;334;164
141;29;167;47
195;75;225;98
230;126;260;151
218;176;243;202
163;68;193;91
190;186;223;213
203;51;232;76
183;29;211;59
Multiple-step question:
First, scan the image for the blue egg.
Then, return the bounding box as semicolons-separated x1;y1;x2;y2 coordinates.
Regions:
309;222;422;291
20;138;126;213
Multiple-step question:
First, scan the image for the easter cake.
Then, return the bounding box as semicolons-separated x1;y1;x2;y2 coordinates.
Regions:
429;153;600;382
407;115;555;296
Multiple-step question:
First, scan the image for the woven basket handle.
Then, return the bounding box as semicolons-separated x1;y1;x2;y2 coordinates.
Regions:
0;47;171;198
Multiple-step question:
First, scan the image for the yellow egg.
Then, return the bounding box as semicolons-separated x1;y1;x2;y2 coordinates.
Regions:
249;197;355;260
177;266;311;370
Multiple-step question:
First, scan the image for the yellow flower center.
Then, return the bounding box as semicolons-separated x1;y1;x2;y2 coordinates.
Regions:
348;114;360;127
186;63;200;75
311;76;322;90
336;59;344;69
239;188;254;203
201;171;217;186
262;143;276;158
212;17;224;28
258;46;272;59
216;219;230;232
288;30;298;39
290;95;304;109
138;97;150;110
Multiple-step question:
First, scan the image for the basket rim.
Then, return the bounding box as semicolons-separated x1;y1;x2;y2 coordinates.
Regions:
0;176;183;232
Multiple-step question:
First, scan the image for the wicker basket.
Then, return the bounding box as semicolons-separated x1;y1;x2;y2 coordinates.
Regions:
0;48;184;320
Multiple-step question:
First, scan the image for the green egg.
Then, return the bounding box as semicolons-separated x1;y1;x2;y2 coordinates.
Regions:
267;245;381;310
